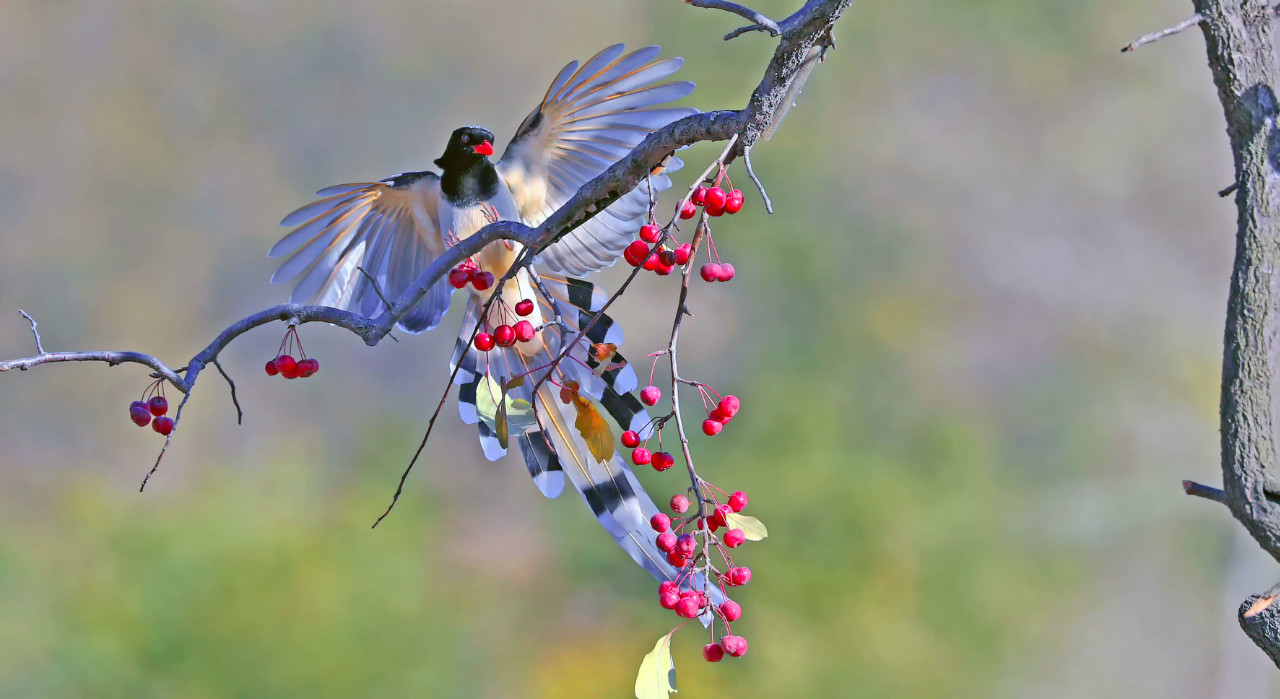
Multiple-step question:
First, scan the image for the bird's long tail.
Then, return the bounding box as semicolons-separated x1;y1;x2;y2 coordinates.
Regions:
450;272;720;601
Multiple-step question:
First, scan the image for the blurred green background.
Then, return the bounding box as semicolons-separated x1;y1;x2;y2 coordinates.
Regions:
0;0;1273;696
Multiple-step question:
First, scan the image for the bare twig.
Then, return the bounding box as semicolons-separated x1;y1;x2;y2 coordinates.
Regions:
685;0;781;38
1121;14;1203;52
1182;479;1227;504
1219;182;1239;198
19;310;45;354
212;359;243;425
742;145;774;214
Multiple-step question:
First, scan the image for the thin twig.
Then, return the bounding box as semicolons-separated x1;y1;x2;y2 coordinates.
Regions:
212;358;243;425
1219;182;1239;198
19;310;45;354
1121;14;1203;53
1182;479;1227;505
686;0;781;37
742;146;774;214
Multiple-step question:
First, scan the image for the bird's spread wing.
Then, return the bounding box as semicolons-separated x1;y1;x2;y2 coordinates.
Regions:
498;44;697;276
268;172;454;333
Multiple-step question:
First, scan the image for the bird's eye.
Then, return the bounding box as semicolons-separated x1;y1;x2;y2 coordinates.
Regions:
460;134;470;144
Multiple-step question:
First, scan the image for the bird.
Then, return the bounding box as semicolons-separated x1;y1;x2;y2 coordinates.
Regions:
267;45;713;596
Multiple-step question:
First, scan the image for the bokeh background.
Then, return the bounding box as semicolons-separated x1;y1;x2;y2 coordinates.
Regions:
0;0;1274;696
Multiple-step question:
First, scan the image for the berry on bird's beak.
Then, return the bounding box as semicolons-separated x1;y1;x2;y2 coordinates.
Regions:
472;140;494;156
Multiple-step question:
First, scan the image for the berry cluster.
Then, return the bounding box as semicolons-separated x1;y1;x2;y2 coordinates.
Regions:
701;394;740;437
679;184;744;220
447;258;495;291
473;297;537;351
264;326;319;379
127;379;174;435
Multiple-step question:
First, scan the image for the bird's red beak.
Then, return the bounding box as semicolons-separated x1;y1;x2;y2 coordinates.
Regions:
472;140;494;156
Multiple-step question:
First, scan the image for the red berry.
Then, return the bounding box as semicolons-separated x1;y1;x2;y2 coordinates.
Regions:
670;494;690;514
727;566;752;586
700;263;721;282
621;430;640;448
264;360;279;376
721;635;748;658
147;396;168;416
659;580;679;596
719;600;743;622
625;240;649;266
650;513;671;532
717;263;736;282
513;320;535;343
275;355;297;374
152;416;175;436
281;365;300;380
728;490;748;512
712;504;733;527
708;407;729;423
448;268;471;289
474;333;495;351
651;451;675;472
639;224;662;243
129;401;152;427
297;358;319;377
471;271;494;291
719;395;741;416
632;448;652;465
723;529;746;548
679;200;697;219
675;533;696;556
703;643;725;663
724;189;744;214
667;551;688;568
702;419;723;436
704;187;727;210
692;186;708;206
659;591;680;610
673;244;692;265
494;324;516;347
706;202;725;217
656;531;677;553
643;253;660;272
654;263;674;276
675;597;701;618
640;385;661;406
515;299;535;316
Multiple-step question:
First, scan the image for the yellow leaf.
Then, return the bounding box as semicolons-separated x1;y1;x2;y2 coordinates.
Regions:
634;633;677;699
725;512;768;541
572;396;615;463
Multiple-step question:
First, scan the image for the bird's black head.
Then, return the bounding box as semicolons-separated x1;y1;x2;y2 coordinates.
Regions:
434;126;495;171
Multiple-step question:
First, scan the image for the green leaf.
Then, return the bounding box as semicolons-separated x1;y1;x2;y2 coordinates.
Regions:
634;632;677;699
725;512;768;541
475;375;538;449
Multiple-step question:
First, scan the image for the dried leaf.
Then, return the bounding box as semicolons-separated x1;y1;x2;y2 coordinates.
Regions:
572;396;615;463
725;512;768;541
634;632;677;699
591;342;618;361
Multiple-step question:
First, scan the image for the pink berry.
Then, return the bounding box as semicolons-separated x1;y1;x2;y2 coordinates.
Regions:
675;533;696;556
675;597;701;619
717;263;736;282
515;299;534;316
704;643;725;663
728;490;748;512
667;551;688;568
711;504;732;528
474;333;495;351
494;324;516;347
660;591;680;610
639;224;662;243
275;355;296;374
651;451;675;472
719;600;742;622
708;407;729;423
152;416;174;436
692;186;708;206
147;396;168;416
679;200;697;220
513;320;535;343
640;385;661;406
702;419;723;436
674;244;692;265
727;566;752;587
448;268;471;289
650;513;671;532
700;263;722;283
129;401;152;427
297;358;319;377
264;360;279;376
670;494;690;514
704;187;727;210
621;430;640;448
721;635;748;658
719;395;741;416
632;448;652;466
656;531;677;553
724;189;744;214
659;581;679;596
723;529;746;548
